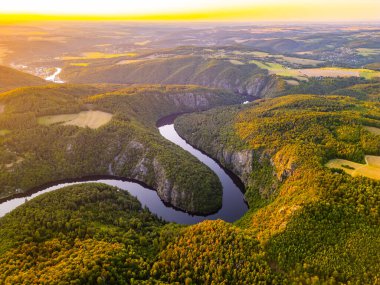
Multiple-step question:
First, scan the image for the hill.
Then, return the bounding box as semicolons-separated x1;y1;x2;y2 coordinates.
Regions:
0;183;281;284
0;65;46;92
61;56;281;98
175;94;380;283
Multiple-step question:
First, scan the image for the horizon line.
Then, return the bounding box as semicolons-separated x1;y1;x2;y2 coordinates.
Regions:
1;12;380;24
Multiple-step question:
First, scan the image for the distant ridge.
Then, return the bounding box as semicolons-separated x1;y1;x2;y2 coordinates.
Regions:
0;65;46;92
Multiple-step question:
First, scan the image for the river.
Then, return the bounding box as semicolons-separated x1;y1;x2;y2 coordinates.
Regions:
0;116;248;224
45;67;64;83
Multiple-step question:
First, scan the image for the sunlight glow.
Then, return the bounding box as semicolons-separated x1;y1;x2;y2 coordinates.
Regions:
0;0;379;22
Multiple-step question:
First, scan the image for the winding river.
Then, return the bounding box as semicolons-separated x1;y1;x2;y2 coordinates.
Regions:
45;67;64;83
0;116;248;224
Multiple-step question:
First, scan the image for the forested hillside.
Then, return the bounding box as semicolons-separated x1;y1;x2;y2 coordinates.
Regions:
175;94;380;284
0;84;241;214
0;184;282;284
279;77;380;101
61;56;281;98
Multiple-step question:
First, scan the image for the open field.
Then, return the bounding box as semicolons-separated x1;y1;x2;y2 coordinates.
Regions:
285;79;300;86
69;63;89;67
0;105;4;114
366;155;380;168
38;111;113;129
298;68;360;77
117;59;146;65
249;60;380;80
357;48;380;56
232;50;269;57
364;126;380;136
60;52;138;60
274;55;324;66
249;60;306;79
298;68;380;79
247;53;323;67
326;156;380;180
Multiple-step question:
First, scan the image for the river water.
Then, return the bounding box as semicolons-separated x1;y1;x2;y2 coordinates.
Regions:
45;67;64;83
0;117;248;224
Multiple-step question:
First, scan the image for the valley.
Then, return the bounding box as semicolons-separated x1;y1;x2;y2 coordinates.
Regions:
0;115;248;224
0;22;379;284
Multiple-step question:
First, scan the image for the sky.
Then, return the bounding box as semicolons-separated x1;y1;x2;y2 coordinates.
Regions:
0;0;379;22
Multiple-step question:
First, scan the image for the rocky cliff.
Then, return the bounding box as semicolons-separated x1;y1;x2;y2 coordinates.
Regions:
0;85;228;214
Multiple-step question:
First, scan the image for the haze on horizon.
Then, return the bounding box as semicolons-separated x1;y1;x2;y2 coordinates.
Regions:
0;0;379;22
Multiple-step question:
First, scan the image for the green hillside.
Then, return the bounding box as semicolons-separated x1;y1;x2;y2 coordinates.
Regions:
175;94;380;284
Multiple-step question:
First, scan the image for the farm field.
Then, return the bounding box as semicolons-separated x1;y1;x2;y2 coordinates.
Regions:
249;59;303;78
69;62;89;67
364;126;380;136
297;67;380;79
326;156;380;180
356;48;380;56
249;59;380;80
117;59;147;65
38;110;113;129
60;52;138;60
274;55;324;66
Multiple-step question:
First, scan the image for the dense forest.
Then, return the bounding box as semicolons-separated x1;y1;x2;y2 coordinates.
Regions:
0;184;283;284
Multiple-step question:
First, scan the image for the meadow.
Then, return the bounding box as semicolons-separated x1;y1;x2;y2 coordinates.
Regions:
326;156;380;180
38;110;113;129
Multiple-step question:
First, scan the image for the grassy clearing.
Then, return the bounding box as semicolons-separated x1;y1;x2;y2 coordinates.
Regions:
38;111;113;129
285;80;300;86
229;59;245;65
364;126;380;136
326;156;380;180
249;59;306;79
